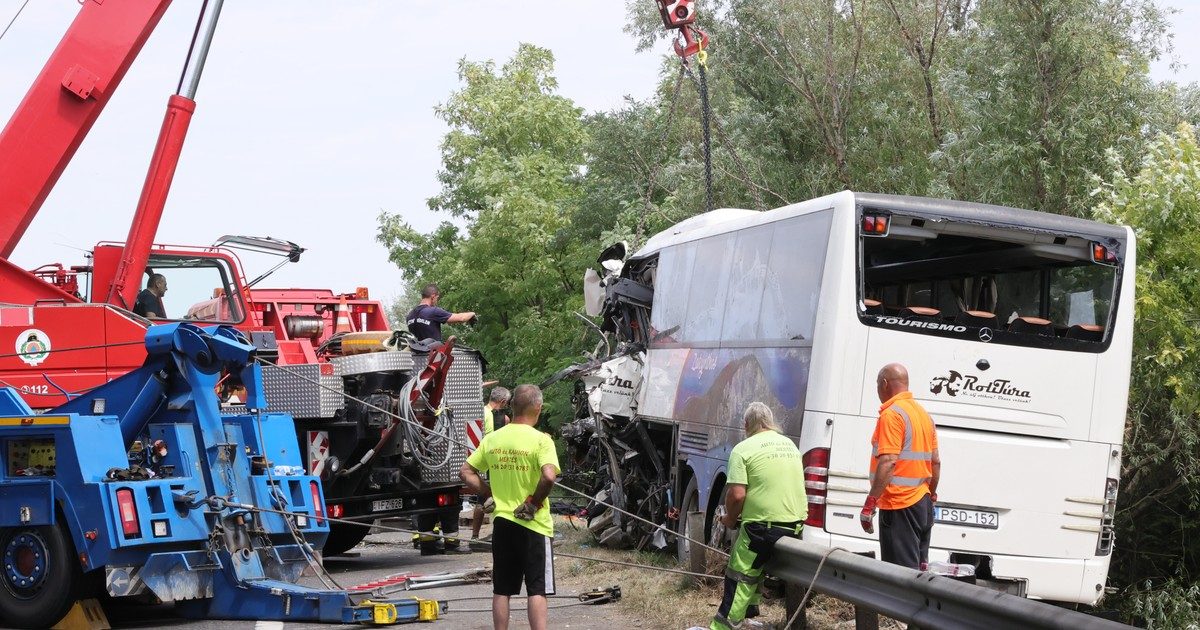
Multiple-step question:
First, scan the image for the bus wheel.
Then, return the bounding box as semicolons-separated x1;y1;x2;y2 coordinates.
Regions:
0;524;80;628
676;478;700;566
705;482;734;549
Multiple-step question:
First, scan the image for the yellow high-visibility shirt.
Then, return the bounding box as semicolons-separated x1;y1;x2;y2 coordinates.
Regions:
466;423;560;537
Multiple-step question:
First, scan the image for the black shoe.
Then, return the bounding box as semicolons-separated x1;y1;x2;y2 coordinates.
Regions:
746;605;760;619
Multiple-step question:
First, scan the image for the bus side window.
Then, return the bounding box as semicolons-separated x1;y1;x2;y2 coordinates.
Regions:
721;226;773;342
760;210;832;341
684;232;737;343
650;243;696;343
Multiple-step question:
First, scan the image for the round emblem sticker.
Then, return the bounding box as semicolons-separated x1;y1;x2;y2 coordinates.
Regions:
15;329;51;366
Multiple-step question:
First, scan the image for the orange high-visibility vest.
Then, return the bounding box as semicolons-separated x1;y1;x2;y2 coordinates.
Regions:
871;392;938;510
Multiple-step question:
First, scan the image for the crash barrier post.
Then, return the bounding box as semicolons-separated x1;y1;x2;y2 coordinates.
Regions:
764;538;1131;630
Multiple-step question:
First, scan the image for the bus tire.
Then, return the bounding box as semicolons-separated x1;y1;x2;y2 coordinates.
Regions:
708;483;733;551
0;524;80;629
676;477;701;566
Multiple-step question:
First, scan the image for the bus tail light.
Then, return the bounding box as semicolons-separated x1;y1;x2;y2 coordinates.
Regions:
310;481;325;526
861;214;890;236
1097;478;1118;556
1092;242;1118;266
803;448;830;530
115;488;140;538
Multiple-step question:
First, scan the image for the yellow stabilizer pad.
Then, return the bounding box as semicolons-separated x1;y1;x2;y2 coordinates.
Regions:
52;599;110;630
418;599;440;621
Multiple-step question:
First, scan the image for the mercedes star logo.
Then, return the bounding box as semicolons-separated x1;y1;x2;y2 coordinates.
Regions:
978;327;994;343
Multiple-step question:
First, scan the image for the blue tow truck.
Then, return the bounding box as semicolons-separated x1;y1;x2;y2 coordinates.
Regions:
0;323;442;628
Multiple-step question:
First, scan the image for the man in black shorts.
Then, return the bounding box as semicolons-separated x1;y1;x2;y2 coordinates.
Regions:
461;384;559;630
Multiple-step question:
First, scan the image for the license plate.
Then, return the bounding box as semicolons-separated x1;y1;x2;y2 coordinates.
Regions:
934;506;999;529
372;499;405;512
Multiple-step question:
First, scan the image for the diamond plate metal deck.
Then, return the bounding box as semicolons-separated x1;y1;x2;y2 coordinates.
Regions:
330;352;414;377
261;364;344;419
413;349;484;484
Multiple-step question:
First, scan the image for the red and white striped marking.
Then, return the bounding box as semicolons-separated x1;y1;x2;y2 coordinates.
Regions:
308;431;330;475
466;418;484;452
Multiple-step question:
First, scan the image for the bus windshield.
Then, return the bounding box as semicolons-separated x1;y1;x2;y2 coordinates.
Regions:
858;212;1123;351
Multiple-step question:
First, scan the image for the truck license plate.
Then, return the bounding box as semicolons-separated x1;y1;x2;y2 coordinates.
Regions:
934;506;999;529
372;499;404;512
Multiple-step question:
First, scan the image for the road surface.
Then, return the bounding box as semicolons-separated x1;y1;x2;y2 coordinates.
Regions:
97;520;638;630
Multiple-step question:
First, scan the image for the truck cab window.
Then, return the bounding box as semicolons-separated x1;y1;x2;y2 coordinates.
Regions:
146;255;245;323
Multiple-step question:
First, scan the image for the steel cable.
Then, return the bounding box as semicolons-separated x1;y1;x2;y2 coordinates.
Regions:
0;0;30;44
250;356;732;559
222;500;719;583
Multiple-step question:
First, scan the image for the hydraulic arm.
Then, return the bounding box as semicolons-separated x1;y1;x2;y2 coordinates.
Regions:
0;0;173;258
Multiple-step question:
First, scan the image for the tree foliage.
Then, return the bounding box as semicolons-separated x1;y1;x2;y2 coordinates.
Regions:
379;1;1200;610
377;44;592;420
1093;125;1200;598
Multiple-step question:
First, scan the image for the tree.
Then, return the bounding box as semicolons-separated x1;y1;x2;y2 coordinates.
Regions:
1092;125;1200;596
377;44;592;419
936;0;1172;215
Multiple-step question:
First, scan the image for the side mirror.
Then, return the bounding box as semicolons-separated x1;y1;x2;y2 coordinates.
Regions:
596;241;628;266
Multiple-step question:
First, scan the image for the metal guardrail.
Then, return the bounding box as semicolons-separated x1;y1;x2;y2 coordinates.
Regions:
765;538;1132;630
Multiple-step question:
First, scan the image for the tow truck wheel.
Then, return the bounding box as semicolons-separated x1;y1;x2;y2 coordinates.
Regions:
0;524;80;629
322;521;370;556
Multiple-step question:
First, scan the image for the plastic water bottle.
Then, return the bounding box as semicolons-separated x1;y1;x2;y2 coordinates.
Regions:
926;561;976;577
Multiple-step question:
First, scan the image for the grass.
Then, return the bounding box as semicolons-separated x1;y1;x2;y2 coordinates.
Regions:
550;516;887;629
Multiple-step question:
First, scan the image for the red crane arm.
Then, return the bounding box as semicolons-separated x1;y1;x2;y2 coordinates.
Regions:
0;0;174;259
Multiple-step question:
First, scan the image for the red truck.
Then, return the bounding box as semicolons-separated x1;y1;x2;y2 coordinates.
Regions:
0;0;480;554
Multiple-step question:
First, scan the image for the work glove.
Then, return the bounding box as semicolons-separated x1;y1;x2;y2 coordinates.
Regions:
860;495;879;534
513;496;541;521
483;496;495;514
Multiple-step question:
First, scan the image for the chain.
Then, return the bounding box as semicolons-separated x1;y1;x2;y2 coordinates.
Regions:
251;357;732;559
697;60;715;214
681;63;772;211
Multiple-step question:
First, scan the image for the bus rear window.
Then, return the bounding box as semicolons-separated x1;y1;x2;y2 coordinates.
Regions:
858;213;1122;350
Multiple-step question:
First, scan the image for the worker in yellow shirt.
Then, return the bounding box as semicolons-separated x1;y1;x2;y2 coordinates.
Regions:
461;384;560;630
471;387;511;544
711;402;807;630
482;386;511;435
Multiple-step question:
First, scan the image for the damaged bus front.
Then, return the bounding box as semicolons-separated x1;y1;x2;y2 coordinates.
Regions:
554;191;1134;605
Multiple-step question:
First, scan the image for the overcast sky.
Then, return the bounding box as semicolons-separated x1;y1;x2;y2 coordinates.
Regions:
1;1;1197;312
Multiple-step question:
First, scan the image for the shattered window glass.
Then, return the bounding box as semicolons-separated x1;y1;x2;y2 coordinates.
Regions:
720;226;773;342
758;210;833;342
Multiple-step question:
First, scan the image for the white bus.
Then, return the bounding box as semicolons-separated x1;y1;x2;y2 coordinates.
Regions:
581;191;1132;605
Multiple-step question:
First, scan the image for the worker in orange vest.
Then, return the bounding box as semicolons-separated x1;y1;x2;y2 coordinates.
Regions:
860;363;941;569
